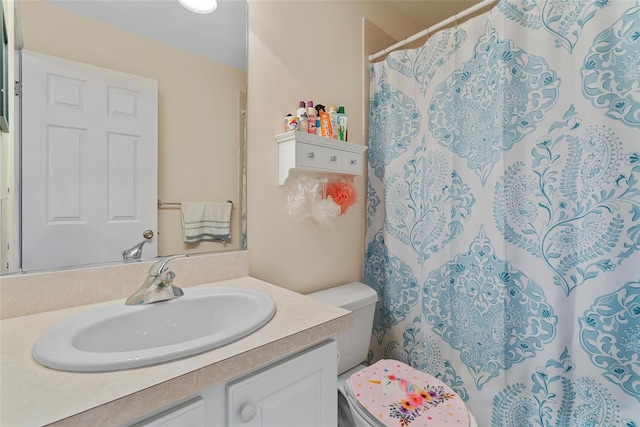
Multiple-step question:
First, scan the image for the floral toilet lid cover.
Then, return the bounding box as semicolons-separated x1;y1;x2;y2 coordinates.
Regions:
348;359;470;427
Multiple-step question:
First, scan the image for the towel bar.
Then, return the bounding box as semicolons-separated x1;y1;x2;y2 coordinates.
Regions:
157;199;234;209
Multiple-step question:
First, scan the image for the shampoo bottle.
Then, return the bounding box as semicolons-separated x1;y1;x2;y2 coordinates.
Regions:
306;101;316;134
296;101;308;133
337;106;348;141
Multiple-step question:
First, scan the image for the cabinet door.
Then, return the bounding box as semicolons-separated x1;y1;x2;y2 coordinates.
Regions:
131;398;205;427
227;340;337;427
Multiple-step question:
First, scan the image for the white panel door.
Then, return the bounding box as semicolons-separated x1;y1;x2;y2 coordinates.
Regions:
21;51;158;271
227;341;337;427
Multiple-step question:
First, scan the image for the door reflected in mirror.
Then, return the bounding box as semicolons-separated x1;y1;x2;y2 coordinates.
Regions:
1;0;247;275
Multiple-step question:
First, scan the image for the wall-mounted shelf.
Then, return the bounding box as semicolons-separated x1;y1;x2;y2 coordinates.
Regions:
276;131;368;185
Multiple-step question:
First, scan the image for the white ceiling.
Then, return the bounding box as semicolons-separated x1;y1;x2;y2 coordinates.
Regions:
43;0;247;70
40;0;482;72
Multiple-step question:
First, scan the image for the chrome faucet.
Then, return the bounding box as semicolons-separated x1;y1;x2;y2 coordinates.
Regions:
122;230;155;262
125;255;187;305
122;240;148;262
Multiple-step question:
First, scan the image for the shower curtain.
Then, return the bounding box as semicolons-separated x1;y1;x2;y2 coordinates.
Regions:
366;1;640;426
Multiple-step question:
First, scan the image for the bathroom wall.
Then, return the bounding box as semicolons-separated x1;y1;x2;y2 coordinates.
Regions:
246;1;422;294
18;0;246;257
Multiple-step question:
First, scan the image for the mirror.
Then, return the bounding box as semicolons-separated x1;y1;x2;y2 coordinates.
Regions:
1;0;247;275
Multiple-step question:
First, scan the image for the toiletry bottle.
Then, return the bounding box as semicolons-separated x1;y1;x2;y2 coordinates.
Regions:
284;114;299;131
314;104;330;137
296;101;308;133
306;101;316;134
337;106;348;141
319;111;332;137
328;105;339;140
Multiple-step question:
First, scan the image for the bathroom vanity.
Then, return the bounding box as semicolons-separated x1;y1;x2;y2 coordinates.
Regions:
0;277;351;426
128;340;337;426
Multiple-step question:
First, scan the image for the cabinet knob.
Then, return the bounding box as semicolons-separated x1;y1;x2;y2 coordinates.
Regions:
308;152;315;159
330;156;338;162
350;159;357;165
239;403;256;423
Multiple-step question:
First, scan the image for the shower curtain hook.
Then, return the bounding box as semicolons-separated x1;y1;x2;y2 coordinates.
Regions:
454;13;460;28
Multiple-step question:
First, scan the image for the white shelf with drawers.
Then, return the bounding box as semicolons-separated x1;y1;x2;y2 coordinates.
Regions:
276;131;368;185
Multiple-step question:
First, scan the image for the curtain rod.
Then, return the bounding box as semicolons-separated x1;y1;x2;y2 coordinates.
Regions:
369;0;497;62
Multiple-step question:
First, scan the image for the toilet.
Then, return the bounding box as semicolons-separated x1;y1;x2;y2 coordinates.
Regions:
309;282;478;427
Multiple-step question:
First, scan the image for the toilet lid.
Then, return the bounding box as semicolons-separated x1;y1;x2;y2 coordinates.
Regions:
346;360;469;427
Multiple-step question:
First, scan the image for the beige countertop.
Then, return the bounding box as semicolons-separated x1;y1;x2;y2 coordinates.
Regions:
0;277;351;427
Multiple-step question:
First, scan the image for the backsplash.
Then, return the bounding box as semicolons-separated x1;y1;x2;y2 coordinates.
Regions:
0;251;249;319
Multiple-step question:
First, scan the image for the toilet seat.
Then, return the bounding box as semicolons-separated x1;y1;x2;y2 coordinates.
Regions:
342;360;472;427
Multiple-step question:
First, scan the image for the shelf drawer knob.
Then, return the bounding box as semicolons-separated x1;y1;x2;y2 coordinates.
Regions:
330;156;338;162
239;403;256;423
350;159;357;165
307;152;315;159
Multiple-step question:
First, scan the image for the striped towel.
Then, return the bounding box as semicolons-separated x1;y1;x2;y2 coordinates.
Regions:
181;202;232;243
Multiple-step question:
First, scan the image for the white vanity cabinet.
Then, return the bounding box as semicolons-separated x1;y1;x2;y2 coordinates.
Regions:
127;340;337;427
227;338;337;426
132;398;205;426
276;131;367;185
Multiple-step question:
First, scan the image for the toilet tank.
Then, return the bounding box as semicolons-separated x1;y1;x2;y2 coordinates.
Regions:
307;282;378;375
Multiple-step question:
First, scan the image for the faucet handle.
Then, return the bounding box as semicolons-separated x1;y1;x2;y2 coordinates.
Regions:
148;254;188;277
161;270;176;283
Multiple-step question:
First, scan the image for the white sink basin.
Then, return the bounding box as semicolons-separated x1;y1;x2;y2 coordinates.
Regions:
32;286;276;372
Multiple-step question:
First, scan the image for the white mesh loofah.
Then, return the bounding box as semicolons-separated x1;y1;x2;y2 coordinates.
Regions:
312;196;341;227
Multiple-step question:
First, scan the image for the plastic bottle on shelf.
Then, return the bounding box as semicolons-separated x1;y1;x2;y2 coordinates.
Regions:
327;105;339;139
306;101;316;134
284;114;299;131
296;101;308;133
337;106;348;141
315;104;330;138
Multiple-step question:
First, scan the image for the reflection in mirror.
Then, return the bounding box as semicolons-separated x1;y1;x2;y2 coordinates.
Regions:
1;0;247;275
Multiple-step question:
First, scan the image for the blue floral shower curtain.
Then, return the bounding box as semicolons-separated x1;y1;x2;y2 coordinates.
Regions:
365;1;640;426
